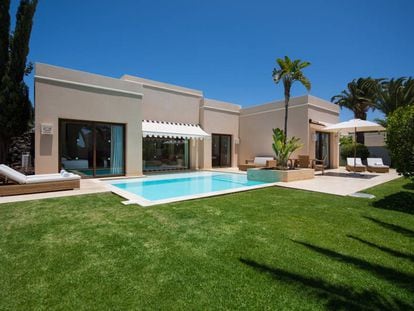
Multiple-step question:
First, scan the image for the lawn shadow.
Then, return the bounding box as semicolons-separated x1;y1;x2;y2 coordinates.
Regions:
371;191;414;215
292;240;414;292
347;235;414;262
363;216;414;238
402;182;414;191
240;258;412;311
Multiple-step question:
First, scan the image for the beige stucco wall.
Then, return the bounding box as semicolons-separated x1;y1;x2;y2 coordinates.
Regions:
239;95;340;168
122;75;203;124
34;64;341;176
34;63;144;176
200;99;241;168
309;124;340;168
307;98;340;168
239;96;310;163
364;132;386;147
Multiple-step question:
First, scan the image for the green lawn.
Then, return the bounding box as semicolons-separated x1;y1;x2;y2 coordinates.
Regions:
1;178;413;310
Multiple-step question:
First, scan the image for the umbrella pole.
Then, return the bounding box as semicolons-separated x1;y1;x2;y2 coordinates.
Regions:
354;127;357;173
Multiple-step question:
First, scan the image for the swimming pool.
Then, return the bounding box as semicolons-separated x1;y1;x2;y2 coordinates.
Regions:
108;171;272;206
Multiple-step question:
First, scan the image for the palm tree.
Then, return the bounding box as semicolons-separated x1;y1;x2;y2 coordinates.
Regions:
272;56;311;143
375;77;414;126
331;77;380;144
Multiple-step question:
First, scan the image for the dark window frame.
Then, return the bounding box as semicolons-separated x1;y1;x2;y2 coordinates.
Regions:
142;136;191;172
58;118;126;178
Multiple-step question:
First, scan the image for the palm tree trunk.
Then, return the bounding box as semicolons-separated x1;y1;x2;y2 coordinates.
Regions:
356;132;365;144
284;90;290;144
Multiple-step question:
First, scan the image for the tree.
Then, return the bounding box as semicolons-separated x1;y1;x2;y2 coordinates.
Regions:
386;105;414;179
331;77;380;144
272;56;311;143
375;77;414;127
0;0;37;164
0;0;10;81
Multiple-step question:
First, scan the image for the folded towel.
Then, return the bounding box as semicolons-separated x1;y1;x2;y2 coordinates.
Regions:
60;169;67;176
62;172;71;178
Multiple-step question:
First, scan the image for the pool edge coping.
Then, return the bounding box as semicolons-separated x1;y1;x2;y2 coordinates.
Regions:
103;171;279;207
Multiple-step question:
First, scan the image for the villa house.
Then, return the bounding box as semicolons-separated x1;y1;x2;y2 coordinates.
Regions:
34;63;339;178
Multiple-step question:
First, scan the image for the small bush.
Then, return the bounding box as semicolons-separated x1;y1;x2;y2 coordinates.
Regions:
387;105;414;179
340;143;370;160
339;135;353;146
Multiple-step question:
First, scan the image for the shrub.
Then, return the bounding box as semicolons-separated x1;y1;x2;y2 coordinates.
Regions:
387;106;414;179
272;128;302;170
339;135;353;146
340;143;370;161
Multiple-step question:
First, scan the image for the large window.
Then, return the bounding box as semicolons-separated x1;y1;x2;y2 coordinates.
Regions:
143;137;189;171
59;120;125;177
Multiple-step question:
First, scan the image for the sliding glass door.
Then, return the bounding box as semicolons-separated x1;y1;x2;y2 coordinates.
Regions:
315;131;330;167
212;134;231;167
143;137;190;172
59;120;125;177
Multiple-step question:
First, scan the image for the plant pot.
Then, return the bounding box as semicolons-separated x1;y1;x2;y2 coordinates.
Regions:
247;168;315;182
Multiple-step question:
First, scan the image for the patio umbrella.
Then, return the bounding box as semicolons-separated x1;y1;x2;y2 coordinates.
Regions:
324;119;385;172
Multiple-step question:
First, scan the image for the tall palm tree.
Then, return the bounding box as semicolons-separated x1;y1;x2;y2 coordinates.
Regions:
331;77;380;144
375;77;414;126
272;56;311;143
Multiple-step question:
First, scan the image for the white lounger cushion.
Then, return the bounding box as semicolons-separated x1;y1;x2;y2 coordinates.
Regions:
254;157;274;166
0;164;27;184
26;173;80;184
367;158;388;167
347;158;365;167
0;164;80;184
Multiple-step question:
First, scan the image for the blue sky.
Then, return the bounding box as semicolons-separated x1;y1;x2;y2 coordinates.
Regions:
11;0;414;121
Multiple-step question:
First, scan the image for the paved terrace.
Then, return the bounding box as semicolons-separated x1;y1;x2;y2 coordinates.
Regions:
209;167;400;196
0;168;401;204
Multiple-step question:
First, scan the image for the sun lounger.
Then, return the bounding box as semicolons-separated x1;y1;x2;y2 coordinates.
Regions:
238;157;276;171
0;164;80;196
367;158;389;173
346;158;366;172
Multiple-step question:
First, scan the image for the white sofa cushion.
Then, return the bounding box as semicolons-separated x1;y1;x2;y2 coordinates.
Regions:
0;164;80;184
254;157;274;166
26;173;80;184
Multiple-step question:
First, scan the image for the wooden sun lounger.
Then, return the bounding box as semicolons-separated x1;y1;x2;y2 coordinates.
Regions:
367;158;389;173
0;179;80;196
345;158;366;172
0;164;81;196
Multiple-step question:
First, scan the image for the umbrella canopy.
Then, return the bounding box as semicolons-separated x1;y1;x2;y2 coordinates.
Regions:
324;119;385;133
324;119;385;174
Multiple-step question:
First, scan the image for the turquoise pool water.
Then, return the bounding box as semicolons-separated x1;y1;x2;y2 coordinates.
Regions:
110;172;268;202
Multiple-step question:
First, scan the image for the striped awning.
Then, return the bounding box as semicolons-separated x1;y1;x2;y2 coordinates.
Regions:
142;120;210;140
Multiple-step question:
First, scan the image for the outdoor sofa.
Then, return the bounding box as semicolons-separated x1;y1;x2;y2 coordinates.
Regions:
367;158;389;173
0;164;80;196
345;158;366;172
238;157;277;171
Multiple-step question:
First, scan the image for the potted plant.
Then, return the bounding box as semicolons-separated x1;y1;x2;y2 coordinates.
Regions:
247;128;315;182
271;128;301;170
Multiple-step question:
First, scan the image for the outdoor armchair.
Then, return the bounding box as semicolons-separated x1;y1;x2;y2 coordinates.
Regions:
312;155;327;175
